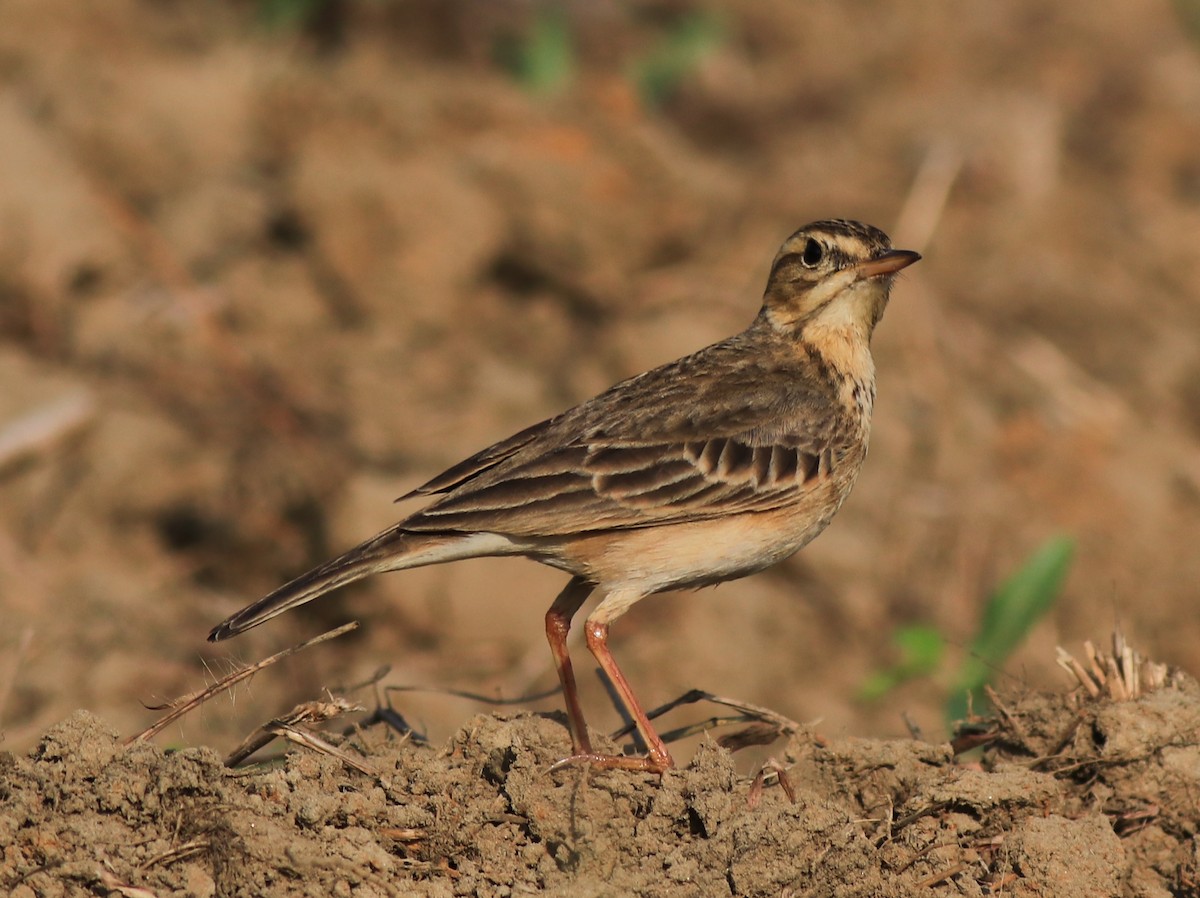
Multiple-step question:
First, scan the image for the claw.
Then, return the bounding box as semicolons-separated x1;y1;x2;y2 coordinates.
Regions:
548;751;672;775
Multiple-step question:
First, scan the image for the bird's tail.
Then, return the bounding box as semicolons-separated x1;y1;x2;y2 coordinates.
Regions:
207;528;502;642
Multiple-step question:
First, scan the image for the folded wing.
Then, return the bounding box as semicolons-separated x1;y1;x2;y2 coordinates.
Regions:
398;330;857;536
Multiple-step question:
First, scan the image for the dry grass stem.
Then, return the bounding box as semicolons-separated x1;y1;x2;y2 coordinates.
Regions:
140;839;212;870
893;140;962;253
914;861;969;889
382;681;560;707
0;392;95;474
126;622;359;744
223;697;362;767
264;720;377;776
1055;630;1169;702
608;687;802;749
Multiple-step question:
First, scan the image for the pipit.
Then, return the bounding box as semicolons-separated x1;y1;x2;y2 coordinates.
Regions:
209;219;919;773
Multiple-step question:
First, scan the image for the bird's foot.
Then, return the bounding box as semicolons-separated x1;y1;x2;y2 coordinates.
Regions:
548;750;673;775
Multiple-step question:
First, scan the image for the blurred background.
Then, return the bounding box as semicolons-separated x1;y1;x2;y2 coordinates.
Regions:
2;0;1199;756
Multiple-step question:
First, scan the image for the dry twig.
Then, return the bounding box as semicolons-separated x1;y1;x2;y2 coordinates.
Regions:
608;687;803;748
126;622;359;744
262;718;376;776
223;697;363;768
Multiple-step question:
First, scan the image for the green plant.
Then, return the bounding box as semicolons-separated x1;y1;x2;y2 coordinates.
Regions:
1173;0;1200;44
257;0;328;29
630;10;725;106
497;8;575;96
860;535;1074;727
947;535;1074;722
857;624;945;702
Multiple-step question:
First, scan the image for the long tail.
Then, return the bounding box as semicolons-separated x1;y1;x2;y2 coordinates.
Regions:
207;528;503;642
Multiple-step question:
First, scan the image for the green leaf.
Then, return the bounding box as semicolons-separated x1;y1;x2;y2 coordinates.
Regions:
947;535;1074;722
258;0;326;29
1172;0;1200;45
631;11;725;107
858;624;945;702
499;9;575;96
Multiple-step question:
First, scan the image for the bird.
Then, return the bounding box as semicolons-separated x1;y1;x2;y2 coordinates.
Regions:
208;219;920;773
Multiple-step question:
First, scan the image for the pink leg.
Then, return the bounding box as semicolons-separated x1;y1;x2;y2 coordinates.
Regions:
544;576;594;755
546;584;674;774
581;619;674;773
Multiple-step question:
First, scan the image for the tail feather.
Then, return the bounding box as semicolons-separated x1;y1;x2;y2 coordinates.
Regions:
207;549;386;641
208;528;512;642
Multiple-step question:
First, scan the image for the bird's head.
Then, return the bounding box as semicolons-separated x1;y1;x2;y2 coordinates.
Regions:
761;220;920;338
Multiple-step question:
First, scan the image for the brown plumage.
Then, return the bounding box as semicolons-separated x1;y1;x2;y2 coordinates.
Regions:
208;219;920;772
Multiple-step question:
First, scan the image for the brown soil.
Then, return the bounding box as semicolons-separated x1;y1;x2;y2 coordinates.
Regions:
6;674;1200;897
3;1;1200;895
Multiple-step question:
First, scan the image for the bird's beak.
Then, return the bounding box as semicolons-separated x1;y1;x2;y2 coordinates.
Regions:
856;249;921;279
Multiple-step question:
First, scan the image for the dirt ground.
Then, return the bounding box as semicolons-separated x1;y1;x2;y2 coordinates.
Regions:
3;1;1200;895
5;665;1200;896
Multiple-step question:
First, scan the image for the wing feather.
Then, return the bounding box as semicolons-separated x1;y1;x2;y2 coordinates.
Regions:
397;325;861;537
399;418;553;499
403;436;843;536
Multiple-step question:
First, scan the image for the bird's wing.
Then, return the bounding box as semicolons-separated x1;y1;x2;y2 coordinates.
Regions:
401;435;851;536
399;334;861;536
399;417;553;499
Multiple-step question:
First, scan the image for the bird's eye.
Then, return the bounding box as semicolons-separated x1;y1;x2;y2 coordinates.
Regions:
800;238;824;267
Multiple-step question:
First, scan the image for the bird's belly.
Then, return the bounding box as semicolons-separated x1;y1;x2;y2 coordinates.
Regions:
548;501;842;595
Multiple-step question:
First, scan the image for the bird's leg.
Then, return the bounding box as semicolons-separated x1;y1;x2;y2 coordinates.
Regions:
544;576;594;755
579;617;674;773
550;587;674;774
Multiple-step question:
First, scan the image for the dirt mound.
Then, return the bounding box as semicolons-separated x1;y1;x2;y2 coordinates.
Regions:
5;674;1197;897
